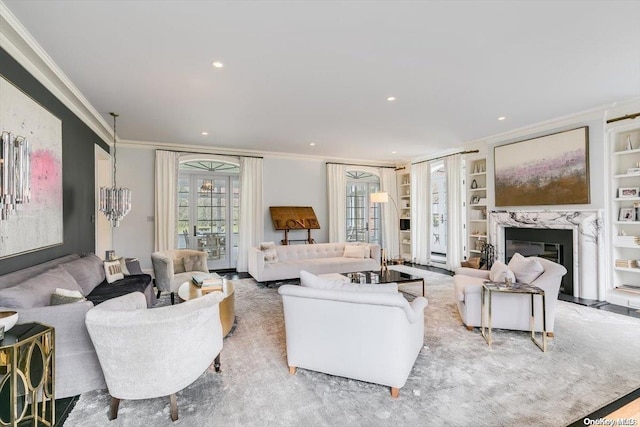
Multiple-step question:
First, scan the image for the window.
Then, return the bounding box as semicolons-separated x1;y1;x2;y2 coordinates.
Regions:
177;160;239;269
345;171;381;244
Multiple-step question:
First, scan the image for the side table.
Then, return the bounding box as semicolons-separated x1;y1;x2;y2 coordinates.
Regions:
481;282;547;352
0;322;55;426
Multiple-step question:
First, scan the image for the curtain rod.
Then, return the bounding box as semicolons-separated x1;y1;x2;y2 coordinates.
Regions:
606;112;640;124
411;149;479;166
158;148;263;159
325;162;397;169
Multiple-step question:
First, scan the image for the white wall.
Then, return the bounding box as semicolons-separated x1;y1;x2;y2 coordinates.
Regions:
262;157;329;244
112;147;155;270
112;148;331;270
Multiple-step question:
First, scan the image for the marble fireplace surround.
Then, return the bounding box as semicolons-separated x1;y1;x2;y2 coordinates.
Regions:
488;210;605;301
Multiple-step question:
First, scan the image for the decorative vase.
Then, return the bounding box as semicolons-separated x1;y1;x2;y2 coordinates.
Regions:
627;135;633;150
471;179;478;189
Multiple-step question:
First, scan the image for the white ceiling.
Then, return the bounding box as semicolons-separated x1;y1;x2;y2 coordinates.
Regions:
3;0;640;162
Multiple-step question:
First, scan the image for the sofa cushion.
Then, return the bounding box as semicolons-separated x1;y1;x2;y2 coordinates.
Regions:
50;288;86;305
343;244;366;258
300;270;398;293
0;266;84;308
60;253;106;295
489;261;515;283
118;258;131;276
104;260;125;284
259;242;279;263
508;253;544;284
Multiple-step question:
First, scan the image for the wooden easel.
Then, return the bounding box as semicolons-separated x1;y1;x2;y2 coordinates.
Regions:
281;228;316;245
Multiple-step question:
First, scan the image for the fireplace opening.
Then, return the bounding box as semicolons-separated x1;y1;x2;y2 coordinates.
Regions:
505;228;573;296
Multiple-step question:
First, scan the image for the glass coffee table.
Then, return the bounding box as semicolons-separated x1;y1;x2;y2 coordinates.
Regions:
332;270;425;296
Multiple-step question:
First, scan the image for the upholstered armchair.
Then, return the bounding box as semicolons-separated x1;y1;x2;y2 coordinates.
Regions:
278;283;428;398
151;249;209;304
85;291;224;422
454;256;567;335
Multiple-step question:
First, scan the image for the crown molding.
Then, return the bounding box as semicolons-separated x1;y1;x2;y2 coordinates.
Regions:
0;2;113;145
118;139;397;167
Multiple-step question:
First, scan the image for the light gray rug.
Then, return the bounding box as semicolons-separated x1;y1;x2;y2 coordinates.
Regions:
64;268;640;426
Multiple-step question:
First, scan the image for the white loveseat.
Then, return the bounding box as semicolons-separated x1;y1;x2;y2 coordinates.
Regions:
454;256;567;334
248;242;380;282
278;273;427;397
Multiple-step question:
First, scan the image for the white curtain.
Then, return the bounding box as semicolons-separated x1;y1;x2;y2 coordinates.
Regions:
379;168;399;260
445;154;463;271
411;162;431;265
154;150;180;252
236;157;264;272
327;163;346;242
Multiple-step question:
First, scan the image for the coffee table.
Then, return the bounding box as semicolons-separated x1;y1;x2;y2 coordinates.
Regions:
177;280;235;337
341;270;425;296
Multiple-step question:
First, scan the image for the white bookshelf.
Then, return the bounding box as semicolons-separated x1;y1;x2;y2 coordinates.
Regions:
398;169;412;262
607;121;640;309
466;157;488;259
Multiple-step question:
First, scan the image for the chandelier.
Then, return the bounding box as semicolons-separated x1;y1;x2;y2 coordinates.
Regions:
0;132;30;220
99;112;131;227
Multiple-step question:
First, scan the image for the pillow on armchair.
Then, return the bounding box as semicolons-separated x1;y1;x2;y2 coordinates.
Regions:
184;254;207;272
508;253;544;284
300;270;398;293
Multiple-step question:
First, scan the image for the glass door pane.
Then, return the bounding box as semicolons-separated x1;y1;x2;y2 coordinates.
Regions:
431;161;447;263
346;181;381;244
196;177;228;270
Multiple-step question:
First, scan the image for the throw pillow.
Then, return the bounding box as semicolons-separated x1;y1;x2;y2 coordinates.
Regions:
118;257;131;276
103;260;124;284
50;288;86;306
343;244;366;259
60;253;106;295
0;266;83;308
173;258;186;274
508;253;544;284
259;242;279;263
299;270;398;293
489;260;515;283
184;254;207;272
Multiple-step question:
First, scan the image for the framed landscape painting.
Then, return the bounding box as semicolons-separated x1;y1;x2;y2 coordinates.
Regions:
494;127;589;206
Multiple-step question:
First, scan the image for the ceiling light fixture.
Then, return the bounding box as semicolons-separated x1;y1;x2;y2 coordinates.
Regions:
391;151;397;154
201;131;209;136
309;143;315;146
99;112;132;228
387;96;396;102
212;61;224;68
498;116;506;121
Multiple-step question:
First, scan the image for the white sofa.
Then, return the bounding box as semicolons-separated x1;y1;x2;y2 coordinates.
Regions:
248;242;380;282
454;256;567;334
278;272;427;397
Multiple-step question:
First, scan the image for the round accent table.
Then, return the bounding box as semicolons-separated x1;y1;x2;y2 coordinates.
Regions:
177;280;235;337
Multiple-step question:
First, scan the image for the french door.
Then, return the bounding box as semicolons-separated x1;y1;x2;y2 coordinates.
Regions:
345;181;381;245
177;173;239;270
431;161;447;263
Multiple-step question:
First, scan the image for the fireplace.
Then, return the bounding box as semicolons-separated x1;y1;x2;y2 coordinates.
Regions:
505;227;573;295
488;210;605;300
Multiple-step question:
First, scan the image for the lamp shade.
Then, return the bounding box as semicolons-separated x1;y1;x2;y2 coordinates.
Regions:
370;192;389;203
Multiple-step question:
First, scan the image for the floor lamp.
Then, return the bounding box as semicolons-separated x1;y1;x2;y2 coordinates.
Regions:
370;191;404;265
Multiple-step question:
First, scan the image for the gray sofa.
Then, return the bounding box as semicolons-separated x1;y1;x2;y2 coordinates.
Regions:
0;253;155;398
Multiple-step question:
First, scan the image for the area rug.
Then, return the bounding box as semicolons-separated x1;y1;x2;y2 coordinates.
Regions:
63;269;640;426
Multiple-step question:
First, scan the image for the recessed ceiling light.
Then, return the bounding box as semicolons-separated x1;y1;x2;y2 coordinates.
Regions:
212;61;224;68
391;151;397;154
387;96;396;102
309;143;315;146
201;131;209;135
498;116;506;121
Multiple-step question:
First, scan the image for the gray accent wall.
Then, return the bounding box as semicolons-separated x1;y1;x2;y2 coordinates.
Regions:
0;47;108;275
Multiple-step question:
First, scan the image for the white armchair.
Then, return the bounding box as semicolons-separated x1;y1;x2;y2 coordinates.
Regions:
151;249;209;304
85;291;224;421
278;284;428;397
454;257;567;335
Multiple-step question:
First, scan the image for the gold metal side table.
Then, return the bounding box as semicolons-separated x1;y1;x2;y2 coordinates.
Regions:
481;282;547;352
0;322;55;426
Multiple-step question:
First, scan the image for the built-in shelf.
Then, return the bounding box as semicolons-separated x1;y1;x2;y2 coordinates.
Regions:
469;187;487;192
469;219;487;222
614;221;640;225
613;173;640;179
614;148;640;155
614;197;640;201
469;172;486;177
614;267;640;273
613;244;640;249
470;203;487;207
466;156;488;260
469;249;481;254
469;234;487;238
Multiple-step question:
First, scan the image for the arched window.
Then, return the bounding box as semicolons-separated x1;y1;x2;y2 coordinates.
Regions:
345;170;381;244
177;160;239;270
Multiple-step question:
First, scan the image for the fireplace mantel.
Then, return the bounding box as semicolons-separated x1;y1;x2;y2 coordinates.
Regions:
488;210;605;300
